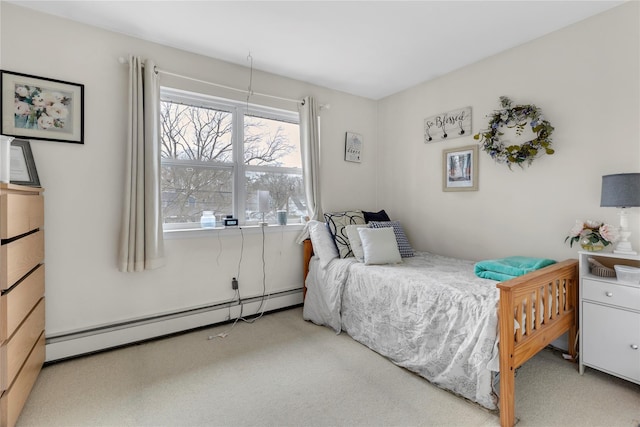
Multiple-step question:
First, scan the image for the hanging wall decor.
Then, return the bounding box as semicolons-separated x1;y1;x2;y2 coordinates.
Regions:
345;132;362;163
442;145;478;192
424;106;471;143
474;96;554;168
1;70;84;144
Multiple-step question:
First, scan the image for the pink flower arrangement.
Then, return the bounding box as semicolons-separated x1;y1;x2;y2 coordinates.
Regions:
565;220;618;248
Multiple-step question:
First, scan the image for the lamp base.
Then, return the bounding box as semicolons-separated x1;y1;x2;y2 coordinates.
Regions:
613;237;637;255
614;249;638;255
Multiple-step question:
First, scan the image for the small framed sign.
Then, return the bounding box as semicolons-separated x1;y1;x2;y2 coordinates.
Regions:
425;106;471;143
10;139;40;187
345;132;362;163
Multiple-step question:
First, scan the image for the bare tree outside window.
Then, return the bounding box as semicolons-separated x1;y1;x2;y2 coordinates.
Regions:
159;93;306;226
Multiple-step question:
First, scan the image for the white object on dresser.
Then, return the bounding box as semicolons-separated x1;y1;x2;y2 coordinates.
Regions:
578;250;640;384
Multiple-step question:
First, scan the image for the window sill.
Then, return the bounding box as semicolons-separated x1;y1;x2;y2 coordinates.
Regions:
163;223;305;240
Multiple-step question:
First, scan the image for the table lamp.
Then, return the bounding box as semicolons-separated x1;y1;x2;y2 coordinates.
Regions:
601;173;640;255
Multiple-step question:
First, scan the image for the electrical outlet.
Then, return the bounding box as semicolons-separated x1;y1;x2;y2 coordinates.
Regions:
231;277;238;290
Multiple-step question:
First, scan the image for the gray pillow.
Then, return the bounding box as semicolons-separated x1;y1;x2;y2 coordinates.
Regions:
369;220;414;258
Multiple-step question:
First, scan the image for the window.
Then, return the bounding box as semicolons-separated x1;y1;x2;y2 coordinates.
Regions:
160;88;305;228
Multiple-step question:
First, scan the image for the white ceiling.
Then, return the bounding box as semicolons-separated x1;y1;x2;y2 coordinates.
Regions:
5;0;626;100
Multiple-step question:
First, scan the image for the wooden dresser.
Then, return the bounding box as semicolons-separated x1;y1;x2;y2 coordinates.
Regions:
0;183;45;427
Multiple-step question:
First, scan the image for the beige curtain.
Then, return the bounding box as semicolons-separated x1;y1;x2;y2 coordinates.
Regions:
296;96;321;244
118;56;165;272
300;96;321;220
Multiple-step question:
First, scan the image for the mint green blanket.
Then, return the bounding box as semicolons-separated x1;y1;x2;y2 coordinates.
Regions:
474;256;556;282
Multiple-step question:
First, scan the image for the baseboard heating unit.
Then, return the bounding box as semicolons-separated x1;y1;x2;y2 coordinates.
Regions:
45;288;303;362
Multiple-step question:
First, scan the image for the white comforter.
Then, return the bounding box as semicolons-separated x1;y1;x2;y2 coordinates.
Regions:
303;251;501;410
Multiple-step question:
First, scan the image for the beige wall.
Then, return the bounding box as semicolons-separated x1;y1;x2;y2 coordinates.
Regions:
377;2;639;262
0;3;379;337
1;2;638;343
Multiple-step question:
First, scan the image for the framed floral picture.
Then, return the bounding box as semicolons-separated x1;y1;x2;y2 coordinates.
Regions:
1;70;84;144
442;145;478;192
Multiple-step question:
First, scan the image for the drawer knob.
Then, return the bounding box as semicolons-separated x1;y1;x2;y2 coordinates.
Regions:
632;344;639;350
605;291;613;297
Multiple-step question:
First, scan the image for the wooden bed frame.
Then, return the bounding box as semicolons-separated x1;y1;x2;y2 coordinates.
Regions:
302;239;578;427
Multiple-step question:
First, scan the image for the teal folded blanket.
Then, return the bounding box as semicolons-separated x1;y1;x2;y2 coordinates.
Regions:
474;256;556;282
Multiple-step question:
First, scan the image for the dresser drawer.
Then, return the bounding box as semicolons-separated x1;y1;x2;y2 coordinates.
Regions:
0;265;45;342
0;299;45;393
582;278;640;311
0;230;44;292
582;302;640;382
0;193;44;240
0;332;44;427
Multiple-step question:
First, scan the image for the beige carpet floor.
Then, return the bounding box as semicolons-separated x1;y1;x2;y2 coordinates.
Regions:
16;307;640;427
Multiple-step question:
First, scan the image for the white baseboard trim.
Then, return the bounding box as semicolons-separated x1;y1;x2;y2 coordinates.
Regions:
45;289;303;362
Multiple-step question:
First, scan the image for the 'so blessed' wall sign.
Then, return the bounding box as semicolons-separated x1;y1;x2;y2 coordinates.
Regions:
424;106;471;143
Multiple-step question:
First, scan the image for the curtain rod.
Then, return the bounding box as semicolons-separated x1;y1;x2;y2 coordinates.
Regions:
118;57;304;106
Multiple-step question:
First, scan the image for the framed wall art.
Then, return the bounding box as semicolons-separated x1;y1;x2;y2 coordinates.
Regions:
442;145;478;192
1;70;84;144
345;131;362;163
10;139;40;187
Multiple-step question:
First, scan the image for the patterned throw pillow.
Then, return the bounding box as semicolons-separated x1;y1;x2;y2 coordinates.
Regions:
324;210;366;258
368;220;414;258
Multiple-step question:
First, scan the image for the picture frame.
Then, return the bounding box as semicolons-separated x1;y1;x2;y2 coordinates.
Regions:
1;70;84;144
345;132;362;163
10;139;40;187
443;145;478;192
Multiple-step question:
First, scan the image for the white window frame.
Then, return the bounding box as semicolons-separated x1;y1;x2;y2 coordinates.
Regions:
160;87;301;229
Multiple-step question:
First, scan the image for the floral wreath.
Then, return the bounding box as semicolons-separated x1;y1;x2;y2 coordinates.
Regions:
474;96;555;168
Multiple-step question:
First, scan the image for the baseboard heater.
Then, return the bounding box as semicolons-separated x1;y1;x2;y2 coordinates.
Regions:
45;288;303;362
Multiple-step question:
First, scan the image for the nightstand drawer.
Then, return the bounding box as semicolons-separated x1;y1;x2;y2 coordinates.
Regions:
582;278;640;311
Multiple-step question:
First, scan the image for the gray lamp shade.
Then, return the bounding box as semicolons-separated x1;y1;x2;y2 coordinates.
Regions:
600;173;640;207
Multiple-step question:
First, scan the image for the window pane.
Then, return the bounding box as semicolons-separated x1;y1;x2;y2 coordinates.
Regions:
161;164;233;224
161;101;233;163
244;115;301;168
245;171;306;223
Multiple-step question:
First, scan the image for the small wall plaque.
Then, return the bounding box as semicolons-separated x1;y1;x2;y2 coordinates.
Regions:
424;106;472;143
345;132;362;163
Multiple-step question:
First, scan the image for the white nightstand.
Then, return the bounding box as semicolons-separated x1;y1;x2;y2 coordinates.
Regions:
578;250;640;384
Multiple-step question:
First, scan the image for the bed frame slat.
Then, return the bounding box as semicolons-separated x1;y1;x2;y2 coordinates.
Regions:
497;259;578;427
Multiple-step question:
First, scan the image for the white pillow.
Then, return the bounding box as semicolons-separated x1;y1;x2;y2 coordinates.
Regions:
357;227;402;265
345;224;369;262
308;220;339;269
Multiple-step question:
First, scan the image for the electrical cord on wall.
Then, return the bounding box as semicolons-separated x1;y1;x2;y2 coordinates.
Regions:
209;223;270;338
239;223;268;324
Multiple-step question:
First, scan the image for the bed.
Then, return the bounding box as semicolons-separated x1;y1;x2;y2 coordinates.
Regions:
301;236;578;427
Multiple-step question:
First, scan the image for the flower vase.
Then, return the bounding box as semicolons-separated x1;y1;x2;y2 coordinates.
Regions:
14;115;28;129
580;237;605;252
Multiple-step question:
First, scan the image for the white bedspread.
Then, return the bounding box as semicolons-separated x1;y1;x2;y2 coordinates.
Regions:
303;251;501;410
